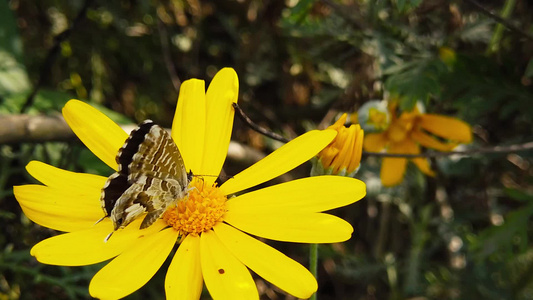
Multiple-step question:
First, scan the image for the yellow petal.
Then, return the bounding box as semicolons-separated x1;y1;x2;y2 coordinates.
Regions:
411;157;436;176
411;129;458;151
418;114;472;143
14;185;102;232
380;157;407;187
89;228;178;300
226;176;365;214
165;235;203;300
214;223;318;299
224;212;353;243
318;145;339;169
328;113;347;130
201;68;239;185
334;125;356;174
380;139;420;187
200;230;258;300
26;161;106;192
348;127;364;173
62;100;128;170
172;79;206;174
30;218;166;266
363;133;387;152
220;130;337;195
380;139;423;186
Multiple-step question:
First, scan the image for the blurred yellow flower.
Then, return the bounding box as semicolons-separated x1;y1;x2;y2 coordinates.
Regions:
312;113;364;177
357;100;390;132
364;101;472;186
14;68;366;299
439;46;457;66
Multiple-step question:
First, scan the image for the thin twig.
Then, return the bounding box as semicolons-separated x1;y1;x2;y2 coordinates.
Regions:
232;103;290;143
157;17;181;92
463;0;533;41
364;142;533;158
20;0;95;113
234;103;532;158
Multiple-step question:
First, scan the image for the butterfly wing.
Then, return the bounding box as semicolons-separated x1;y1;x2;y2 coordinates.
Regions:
100;120;190;231
122;122;189;187
109;175;181;230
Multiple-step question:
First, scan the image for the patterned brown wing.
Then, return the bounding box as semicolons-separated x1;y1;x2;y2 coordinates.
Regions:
108;175;184;230
100;172;129;217
99;120;191;233
124;122;189;189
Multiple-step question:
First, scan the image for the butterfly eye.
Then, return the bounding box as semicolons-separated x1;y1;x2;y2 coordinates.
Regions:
117;218;123;225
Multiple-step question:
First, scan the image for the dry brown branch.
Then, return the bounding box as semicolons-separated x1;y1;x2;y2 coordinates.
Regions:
0;114;265;165
3;114;532;159
0;114;74;144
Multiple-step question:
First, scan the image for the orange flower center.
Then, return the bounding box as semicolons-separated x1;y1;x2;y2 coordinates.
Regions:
162;177;227;236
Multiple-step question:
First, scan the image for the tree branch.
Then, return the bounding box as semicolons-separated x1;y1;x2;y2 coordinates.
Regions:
3;114;531;158
0;114;74;144
233;103;533;158
0;114;265;165
363;143;533;158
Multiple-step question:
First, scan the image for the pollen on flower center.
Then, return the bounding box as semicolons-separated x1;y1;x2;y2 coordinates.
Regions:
162;177;227;236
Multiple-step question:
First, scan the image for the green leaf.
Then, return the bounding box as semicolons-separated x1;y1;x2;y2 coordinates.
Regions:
0;1;31;96
396;0;423;12
284;0;317;24
471;202;533;260
384;58;448;110
505;188;533;203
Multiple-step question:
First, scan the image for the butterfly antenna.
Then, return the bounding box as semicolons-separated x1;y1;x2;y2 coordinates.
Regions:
104;231;115;243
94;215;107;226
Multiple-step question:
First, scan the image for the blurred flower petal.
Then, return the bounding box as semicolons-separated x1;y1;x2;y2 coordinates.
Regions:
411;129;458;151
364;132;387;152
419;114;472;143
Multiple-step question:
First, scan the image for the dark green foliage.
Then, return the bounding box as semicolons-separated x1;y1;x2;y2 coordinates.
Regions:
1;0;532;299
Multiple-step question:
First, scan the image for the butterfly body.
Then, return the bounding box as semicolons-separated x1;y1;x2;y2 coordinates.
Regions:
100;120;191;234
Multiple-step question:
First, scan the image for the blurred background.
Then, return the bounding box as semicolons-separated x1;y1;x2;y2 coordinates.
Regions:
1;0;532;299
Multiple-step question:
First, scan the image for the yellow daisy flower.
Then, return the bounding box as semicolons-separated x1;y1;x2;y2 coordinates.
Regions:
14;68;366;299
364;101;472;187
312;113;364;177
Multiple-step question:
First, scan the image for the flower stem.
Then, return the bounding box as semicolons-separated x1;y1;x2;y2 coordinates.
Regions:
486;0;517;54
309;243;318;300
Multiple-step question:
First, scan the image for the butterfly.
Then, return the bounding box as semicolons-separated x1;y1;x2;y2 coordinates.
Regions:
98;120;192;241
